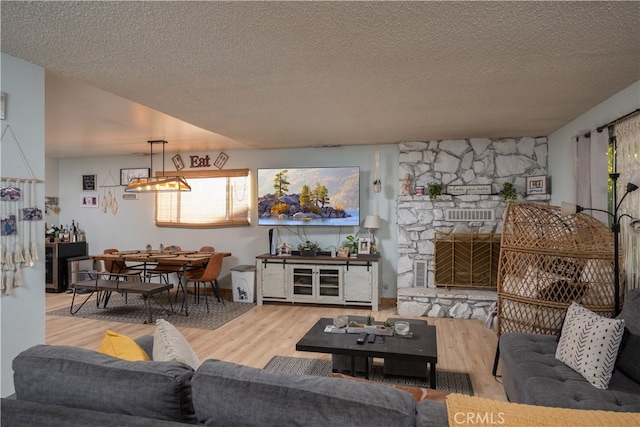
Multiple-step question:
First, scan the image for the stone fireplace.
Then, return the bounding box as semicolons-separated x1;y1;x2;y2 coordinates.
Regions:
396;137;549;320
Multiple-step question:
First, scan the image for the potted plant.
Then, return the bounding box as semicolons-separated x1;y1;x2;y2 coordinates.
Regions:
499;182;518;201
343;233;359;255
427;182;442;200
373;179;382;193
298;241;320;257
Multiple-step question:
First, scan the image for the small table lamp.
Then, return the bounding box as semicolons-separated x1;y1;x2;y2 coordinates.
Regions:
363;215;380;253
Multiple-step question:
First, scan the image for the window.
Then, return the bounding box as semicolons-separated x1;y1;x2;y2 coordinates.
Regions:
155;169;250;228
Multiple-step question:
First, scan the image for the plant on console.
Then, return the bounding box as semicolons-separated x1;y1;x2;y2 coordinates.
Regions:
298;241;321;256
343;233;359;255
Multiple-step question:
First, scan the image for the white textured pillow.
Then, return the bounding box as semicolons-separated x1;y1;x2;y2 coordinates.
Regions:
153;319;201;369
555;302;625;389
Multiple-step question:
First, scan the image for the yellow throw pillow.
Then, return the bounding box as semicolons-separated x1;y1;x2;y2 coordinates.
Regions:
97;330;150;361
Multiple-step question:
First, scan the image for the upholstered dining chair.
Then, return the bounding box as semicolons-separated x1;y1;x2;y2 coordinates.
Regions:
186;252;225;313
178;246;216;282
102;248;142;280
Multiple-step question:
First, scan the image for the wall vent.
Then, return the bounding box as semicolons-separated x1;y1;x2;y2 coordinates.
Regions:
414;260;428;287
446;208;495;222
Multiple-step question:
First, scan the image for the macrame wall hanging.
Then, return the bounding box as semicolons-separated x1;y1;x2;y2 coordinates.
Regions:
99;171;119;215
1;124;44;295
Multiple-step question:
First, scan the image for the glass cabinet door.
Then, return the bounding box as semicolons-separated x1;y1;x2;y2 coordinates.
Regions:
318;268;341;298
292;267;314;297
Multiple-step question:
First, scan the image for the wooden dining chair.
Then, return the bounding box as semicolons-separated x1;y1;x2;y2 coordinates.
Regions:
186;252;225;313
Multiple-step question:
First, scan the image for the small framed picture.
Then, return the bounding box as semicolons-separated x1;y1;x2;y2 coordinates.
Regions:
526;175;547;195
172;154;185;171
337;246;350;258
81;194;99;208
358;238;371;254
120;168;150;185
214;152;229;169
82;174;96;191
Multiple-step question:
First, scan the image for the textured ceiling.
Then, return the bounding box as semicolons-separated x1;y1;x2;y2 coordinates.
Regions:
2;1;639;158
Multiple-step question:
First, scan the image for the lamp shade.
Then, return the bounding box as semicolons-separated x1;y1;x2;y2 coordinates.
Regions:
363;215;380;229
628;170;640;192
124;140;190;193
560;202;578;217
124;176;191;192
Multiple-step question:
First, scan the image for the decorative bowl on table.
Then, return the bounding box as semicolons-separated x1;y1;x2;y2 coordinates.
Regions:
333;315;348;328
394;321;411;336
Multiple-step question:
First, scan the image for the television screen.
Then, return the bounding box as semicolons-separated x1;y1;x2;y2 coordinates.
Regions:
257;167;360;227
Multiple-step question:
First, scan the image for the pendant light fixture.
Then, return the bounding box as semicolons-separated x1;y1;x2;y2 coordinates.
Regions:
124;140;191;192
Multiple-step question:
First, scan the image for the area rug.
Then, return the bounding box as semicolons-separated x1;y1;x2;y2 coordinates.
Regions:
264;355;474;395
47;292;255;330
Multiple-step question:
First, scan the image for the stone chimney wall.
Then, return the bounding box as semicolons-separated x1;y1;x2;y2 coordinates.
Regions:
397;137;549;290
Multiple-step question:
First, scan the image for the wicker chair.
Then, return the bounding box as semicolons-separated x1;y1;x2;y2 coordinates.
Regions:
493;202;619;374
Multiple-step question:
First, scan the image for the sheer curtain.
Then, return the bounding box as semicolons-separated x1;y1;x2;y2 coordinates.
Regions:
573;130;609;223
616;114;640;291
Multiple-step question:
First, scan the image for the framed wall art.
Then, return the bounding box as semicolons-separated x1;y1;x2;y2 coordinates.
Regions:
120;168;150;185
214;152;229;169
82;174;96;191
81;194;99;208
172;154;185;171
526;175;548;195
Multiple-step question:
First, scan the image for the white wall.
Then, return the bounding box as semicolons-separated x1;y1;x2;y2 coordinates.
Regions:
548;81;640;206
54;144;401;296
0;54;46;396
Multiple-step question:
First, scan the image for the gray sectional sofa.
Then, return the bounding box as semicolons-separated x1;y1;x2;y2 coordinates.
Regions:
1;338;448;427
499;288;640;412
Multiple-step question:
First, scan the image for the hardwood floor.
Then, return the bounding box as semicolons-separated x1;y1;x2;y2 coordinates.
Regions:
45;291;506;401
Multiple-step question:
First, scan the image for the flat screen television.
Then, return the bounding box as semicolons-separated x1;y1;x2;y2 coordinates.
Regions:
257;167;360;227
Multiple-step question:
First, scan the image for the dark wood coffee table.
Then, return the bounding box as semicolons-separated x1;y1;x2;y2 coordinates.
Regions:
296;318;438;389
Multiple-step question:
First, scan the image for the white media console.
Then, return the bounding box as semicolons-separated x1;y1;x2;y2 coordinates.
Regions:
255;254;380;311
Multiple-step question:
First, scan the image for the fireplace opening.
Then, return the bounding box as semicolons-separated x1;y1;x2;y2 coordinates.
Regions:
434;232;501;289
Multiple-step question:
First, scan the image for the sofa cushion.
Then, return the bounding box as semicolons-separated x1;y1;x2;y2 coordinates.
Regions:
617;289;640;334
500;333;640;411
13;345;197;424
555;302;625;389
415;400;448;427
192;359;416;427
616;329;640;384
154;319;201;370
1;398;188;427
98;330;150;361
616;289;640;383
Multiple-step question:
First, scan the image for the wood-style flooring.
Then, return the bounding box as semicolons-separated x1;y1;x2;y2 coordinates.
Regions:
45;291;506;401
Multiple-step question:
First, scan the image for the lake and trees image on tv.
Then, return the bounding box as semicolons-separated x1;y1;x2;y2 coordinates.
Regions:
257;167;360;226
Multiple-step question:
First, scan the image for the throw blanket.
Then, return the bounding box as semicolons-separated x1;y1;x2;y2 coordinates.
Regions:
445;394;640;426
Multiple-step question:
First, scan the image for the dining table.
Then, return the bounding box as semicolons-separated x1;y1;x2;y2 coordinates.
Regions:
90;250;231;316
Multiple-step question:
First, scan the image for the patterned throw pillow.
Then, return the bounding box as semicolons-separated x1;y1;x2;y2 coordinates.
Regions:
555;302;625;389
